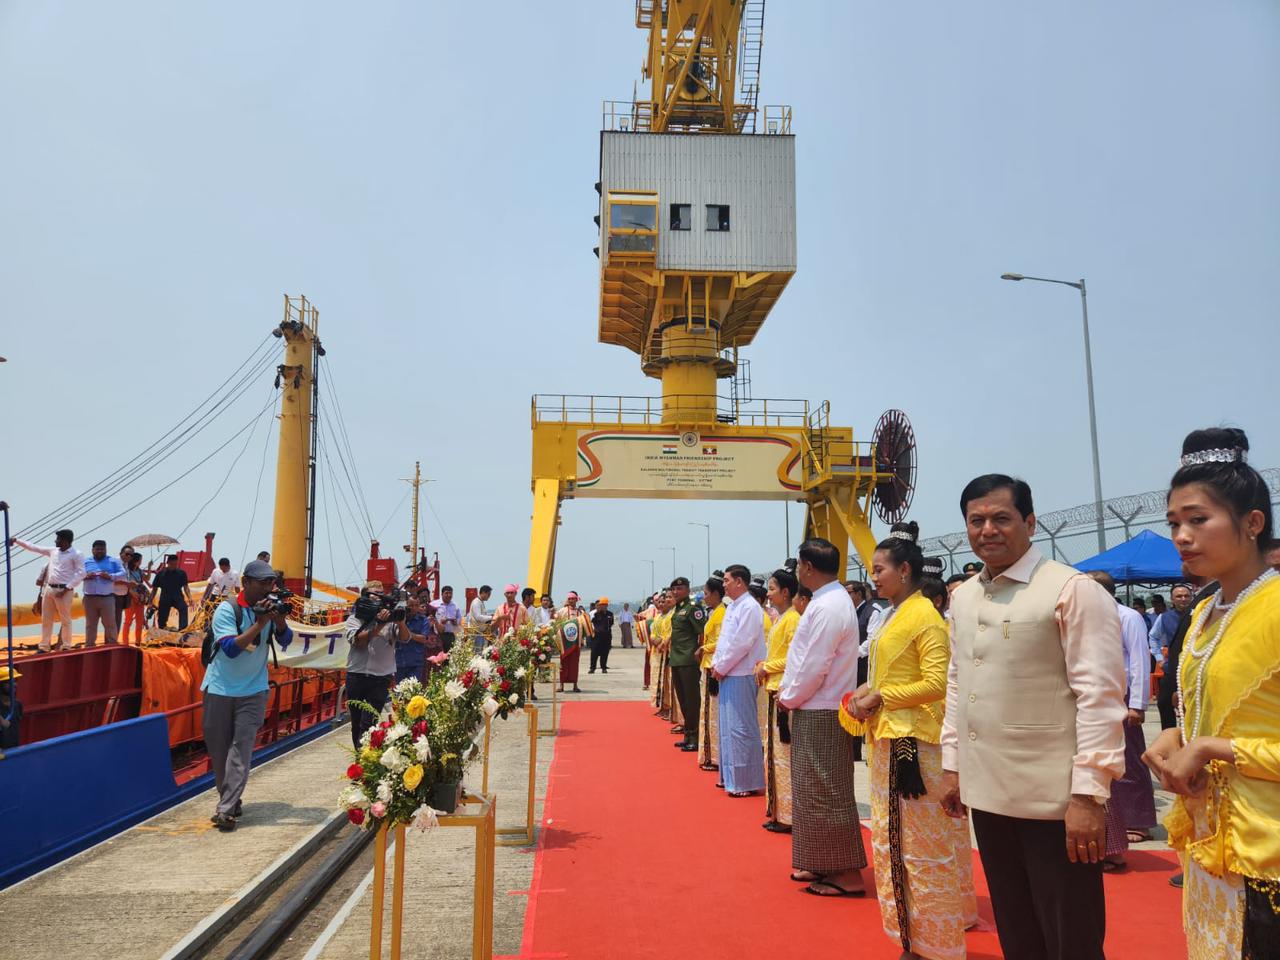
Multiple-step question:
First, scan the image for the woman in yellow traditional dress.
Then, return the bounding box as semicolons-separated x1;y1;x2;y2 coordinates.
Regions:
1142;427;1279;959
847;522;977;960
697;573;726;772
756;565;800;833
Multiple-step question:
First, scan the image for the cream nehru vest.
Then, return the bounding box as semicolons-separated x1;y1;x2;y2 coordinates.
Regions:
949;555;1080;820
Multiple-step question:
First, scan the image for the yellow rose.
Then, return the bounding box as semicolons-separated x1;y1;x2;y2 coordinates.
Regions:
406;695;429;719
403;764;424;791
360;747;382;764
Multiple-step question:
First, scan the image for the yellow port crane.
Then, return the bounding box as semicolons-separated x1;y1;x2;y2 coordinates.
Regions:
526;1;917;595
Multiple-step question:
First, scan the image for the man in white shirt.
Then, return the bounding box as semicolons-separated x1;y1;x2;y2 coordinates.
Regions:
618;602;635;648
13;529;86;652
203;558;242;604
778;537;867;897
711;564;767;797
1085;571;1157;854
467;584;494;640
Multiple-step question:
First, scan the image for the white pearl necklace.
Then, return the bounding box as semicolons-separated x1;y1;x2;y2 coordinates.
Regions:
1177;567;1278;744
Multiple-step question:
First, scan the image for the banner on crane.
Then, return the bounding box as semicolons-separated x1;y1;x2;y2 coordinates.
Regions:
573;428;803;500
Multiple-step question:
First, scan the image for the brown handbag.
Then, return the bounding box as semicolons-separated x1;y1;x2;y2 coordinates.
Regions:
32;587;43;617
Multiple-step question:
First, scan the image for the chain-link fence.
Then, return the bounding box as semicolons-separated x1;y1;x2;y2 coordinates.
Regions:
847;467;1280;581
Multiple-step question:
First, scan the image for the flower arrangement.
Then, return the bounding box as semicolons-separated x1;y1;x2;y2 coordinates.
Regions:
339;620;568;829
527;622;561;682
341;676;444;831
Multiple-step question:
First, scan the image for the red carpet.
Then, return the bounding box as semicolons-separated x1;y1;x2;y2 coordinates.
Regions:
507;701;1185;959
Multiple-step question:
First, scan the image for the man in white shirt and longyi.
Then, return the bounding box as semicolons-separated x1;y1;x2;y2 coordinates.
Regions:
778;537;868;898
710;564;767;798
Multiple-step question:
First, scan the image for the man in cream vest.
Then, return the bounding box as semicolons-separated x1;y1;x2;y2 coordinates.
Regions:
940;474;1125;960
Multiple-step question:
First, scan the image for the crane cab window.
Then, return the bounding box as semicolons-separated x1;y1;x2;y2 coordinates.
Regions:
606;191;658;258
706;204;730;232
670;204;692;231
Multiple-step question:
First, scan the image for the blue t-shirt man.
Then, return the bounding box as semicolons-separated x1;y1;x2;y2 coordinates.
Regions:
203;594;293;697
396;611;434;681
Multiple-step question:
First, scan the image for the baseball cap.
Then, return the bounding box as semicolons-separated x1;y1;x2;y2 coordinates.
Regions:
243;560;277;580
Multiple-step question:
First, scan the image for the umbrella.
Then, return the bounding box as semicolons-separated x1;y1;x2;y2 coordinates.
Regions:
125;533;180;548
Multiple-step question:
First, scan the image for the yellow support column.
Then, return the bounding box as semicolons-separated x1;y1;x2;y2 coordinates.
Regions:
270;295;318;593
526;478;563;597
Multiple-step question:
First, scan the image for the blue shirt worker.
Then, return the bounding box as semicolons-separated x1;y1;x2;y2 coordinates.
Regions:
202;559;293;832
397;596;436;683
82;539;128;646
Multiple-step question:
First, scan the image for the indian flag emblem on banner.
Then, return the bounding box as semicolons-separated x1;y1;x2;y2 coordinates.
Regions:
702;445;718;456
661;444;678;455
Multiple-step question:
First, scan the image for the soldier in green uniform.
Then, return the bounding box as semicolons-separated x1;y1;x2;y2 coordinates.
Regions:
667;576;707;753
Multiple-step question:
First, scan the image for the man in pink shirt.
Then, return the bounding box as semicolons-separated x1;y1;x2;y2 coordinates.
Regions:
940;475;1124;960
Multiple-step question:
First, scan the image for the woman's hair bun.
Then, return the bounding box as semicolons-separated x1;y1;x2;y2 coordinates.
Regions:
889;520;920;544
1182;427;1249;457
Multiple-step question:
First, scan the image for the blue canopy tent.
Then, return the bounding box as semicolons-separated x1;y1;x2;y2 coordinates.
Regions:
1073;529;1183;583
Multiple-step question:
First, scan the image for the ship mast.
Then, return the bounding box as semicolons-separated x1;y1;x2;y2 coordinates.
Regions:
271;295;322;595
407;460;422;576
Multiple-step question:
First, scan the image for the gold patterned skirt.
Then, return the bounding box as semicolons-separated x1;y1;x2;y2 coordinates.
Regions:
868;737;977;960
697;670;720;767
765;692;792;825
1182;857;1244;959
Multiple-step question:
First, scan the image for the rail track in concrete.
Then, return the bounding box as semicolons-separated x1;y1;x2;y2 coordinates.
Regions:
161;811;379;960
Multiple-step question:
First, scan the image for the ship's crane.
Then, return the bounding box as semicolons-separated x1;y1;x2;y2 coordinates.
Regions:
526;2;916;595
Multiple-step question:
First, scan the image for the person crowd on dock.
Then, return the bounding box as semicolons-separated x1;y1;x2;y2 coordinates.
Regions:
636;425;1280;960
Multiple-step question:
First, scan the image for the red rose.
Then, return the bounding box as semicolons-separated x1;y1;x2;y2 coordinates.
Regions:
496;665;506;677
412;720;428;738
347;763;364;781
462;671;476;688
380;719;392;729
348;808;365;825
499;680;511;692
370;729;386;748
519;638;529;647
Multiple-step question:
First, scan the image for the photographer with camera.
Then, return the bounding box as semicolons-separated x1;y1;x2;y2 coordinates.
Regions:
202;559;294;832
345;579;409;750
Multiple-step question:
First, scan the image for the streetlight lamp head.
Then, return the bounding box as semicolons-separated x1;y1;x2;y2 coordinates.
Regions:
1000;273;1025;281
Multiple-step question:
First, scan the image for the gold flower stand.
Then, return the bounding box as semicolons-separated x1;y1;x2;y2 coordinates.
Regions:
536;660;560;737
478;707;540;847
368;792;496;960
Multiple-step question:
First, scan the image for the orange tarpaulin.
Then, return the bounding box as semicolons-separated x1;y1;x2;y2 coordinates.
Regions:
141;647;206;746
139;647;341;748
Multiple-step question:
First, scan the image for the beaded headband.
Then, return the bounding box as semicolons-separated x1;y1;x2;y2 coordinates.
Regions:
1180;447;1248;467
888;530;917;542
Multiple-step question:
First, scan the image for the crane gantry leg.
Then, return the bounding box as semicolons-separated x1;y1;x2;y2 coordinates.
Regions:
526;478;563;599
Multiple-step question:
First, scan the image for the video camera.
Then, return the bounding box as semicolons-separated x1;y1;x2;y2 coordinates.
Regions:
352;586;409;624
252;585;295;617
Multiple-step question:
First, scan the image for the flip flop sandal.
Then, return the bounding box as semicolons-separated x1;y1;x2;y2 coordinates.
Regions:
802;880;865;898
791;870;822;883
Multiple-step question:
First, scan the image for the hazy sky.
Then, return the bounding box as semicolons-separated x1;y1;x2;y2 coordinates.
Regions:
2;2;1277;602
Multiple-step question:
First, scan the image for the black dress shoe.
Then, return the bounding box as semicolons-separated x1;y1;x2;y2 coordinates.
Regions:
679;743;698;752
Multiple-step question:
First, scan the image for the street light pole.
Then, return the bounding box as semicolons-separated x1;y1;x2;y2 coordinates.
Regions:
1001;273;1107;553
687;522;710;578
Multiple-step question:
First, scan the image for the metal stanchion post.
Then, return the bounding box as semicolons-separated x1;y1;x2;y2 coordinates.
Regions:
369;823;388;960
390;824;406;960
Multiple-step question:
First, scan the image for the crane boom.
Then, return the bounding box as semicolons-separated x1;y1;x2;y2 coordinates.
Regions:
629;0;765;134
